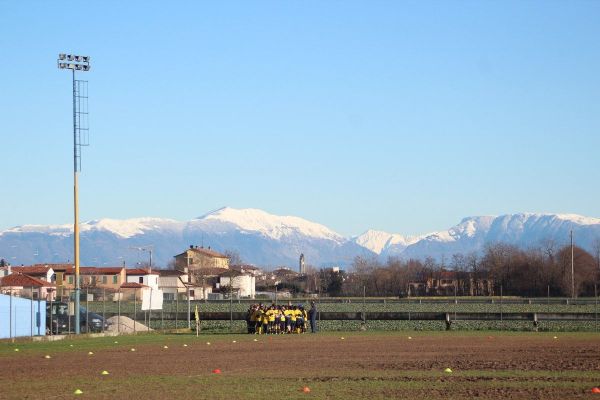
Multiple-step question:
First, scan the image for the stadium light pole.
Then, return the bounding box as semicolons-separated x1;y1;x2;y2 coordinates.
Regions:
57;53;91;334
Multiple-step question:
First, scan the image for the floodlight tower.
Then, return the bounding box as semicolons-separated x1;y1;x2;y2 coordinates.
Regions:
57;53;90;334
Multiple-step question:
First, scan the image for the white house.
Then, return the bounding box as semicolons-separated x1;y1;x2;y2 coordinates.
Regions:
158;269;188;300
219;273;256;299
126;268;159;289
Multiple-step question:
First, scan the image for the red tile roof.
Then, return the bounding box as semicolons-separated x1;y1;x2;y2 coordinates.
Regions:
25;264;124;275
10;266;52;276
120;282;146;289
125;268;154;275
0;273;55;288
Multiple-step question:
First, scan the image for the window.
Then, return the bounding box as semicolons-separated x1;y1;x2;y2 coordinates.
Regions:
139;277;143;284
102;276;107;284
113;275;118;284
163;293;175;300
68;276;73;284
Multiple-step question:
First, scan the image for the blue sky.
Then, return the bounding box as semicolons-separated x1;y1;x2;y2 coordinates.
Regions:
1;1;599;237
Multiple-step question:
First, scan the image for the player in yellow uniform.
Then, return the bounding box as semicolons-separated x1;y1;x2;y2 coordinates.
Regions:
267;306;276;334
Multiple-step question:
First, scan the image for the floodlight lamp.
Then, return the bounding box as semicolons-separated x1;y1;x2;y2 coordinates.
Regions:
67;54;74;61
75;55;82;62
59;53;66;60
58;63;66;69
82;56;90;62
82;65;90;71
68;63;75;69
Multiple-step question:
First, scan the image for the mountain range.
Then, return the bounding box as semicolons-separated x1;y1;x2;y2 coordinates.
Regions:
1;207;599;269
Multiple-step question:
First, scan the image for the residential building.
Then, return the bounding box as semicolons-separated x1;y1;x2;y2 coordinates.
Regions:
10;265;55;284
408;270;494;296
174;245;230;271
158;269;189;300
126;268;159;290
219;272;256;298
0;273;57;301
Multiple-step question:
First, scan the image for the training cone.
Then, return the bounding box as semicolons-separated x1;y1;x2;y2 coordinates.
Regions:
130;348;136;352
69;344;74;347
44;355;51;359
408;337;412;340
101;371;109;375
232;340;237;343
212;369;222;374
114;341;118;344
301;386;311;393
591;387;600;394
253;339;258;342
163;346;169;349
553;336;558;339
444;368;453;373
206;342;211;345
183;344;188;347
88;352;94;355
340;337;345;340
14;348;19;352
74;389;83;395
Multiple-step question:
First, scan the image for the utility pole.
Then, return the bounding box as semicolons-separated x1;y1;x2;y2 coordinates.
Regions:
571;230;575;299
58;53;90;334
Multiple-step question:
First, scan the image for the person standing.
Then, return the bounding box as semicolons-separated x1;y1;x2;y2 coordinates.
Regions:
308;301;318;333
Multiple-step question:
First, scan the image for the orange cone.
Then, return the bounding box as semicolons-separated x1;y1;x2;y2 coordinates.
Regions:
591;387;600;394
301;386;311;393
212;369;222;374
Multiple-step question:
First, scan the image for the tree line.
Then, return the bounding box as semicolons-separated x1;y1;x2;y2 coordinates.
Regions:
305;242;600;298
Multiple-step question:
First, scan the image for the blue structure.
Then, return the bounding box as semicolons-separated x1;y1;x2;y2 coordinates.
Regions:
0;293;46;339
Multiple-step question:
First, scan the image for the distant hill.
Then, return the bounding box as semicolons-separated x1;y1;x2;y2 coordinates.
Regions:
1;208;599;269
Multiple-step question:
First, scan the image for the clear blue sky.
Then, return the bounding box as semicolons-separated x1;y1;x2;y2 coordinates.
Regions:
1;1;599;237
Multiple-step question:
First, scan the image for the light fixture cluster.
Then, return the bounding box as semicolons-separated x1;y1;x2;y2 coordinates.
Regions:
57;53;91;71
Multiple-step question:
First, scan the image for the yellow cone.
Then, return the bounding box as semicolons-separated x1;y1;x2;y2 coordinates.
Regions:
183;344;188;347
232;340;237;343
444;368;453;373
206;342;211;345
114;341;118;344
74;389;83;395
130;348;136;352
340;337;345;340
88;351;94;355
253;339;258;342
14;348;19;352
101;371;109;375
163;346;169;349
44;355;51;359
408;336;412;340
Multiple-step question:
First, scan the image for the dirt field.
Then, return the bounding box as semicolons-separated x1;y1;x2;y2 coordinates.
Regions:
1;332;600;399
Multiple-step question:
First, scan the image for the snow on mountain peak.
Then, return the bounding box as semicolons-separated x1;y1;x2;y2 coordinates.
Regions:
354;229;423;254
198;207;344;242
81;217;180;238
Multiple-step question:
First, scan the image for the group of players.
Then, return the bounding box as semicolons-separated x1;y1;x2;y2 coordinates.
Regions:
246;303;308;334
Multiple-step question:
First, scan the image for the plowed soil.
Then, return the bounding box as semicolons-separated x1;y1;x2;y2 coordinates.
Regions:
1;332;600;399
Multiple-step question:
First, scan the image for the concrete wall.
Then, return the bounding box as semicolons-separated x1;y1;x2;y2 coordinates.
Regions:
0;293;46;339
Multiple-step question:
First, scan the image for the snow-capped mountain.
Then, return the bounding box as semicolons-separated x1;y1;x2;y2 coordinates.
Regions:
1;208;599;269
366;214;600;261
0;207;368;268
353;230;423;255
